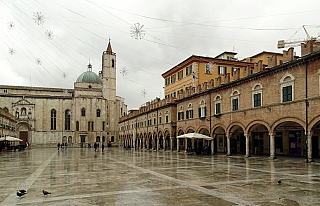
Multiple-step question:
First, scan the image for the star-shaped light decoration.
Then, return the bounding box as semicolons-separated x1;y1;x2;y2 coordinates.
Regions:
45;30;54;40
67;111;72;116
206;62;216;74
141;89;147;97
35;58;42;65
33;12;44;25
7;21;15;29
8;48;15;55
130;23;145;40
120;66;128;76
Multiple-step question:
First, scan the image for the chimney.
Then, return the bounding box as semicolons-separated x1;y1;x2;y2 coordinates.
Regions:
208;79;214;89
202;82;208;90
283;47;294;62
197;84;202;93
233;68;240;80
215;76;221;86
268;54;277;67
191;87;195;95
301;40;314;56
254;60;263;73
243;66;249;77
224;73;230;84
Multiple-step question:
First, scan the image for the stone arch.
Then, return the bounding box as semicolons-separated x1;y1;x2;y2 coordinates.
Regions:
197;127;210;135
308;115;320;132
230;89;240;96
280;72;295;83
185;126;196;134
245;120;271;134
226;122;245;135
252;82;263;90
214;94;222;101
212;123;227;136
271;117;305;132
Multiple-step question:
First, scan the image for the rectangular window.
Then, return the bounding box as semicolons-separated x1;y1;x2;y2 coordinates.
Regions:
205;63;211;74
159;117;162;124
186;65;192;76
88;122;90;131
102;121;105;131
171;74;176;83
216;103;221;114
154;118;156;125
144;121;146;126
178;70;183;80
165;77;170;86
283;85;292;102
165;115;169;123
91;122;94;131
232;98;239;111
218;66;227;75
198;107;206;118
178;112;184;121
254;93;261;107
186;110;193;119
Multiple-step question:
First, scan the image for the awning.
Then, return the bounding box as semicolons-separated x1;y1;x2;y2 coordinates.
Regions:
0;136;23;141
177;133;213;140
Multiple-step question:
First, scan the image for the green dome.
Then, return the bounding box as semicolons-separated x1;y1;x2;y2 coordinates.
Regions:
76;71;102;84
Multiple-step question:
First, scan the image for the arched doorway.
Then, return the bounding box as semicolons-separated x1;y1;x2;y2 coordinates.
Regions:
274;121;305;156
177;130;184;151
248;123;269;155
213;126;226;154
96;136;100;142
68;136;72;143
229;125;245;155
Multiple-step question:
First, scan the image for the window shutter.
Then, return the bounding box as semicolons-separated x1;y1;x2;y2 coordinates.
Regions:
182;112;184;120
288;85;292;101
198;107;201;118
190;110;193;118
218;66;221;75
204;107;206;117
224;67;227;75
283;87;287;102
186;110;189;119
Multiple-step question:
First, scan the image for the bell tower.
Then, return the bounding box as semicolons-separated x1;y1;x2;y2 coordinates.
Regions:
101;40;116;101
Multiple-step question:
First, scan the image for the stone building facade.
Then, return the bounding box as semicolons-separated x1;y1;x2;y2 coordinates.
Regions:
119;45;320;162
0;42;127;146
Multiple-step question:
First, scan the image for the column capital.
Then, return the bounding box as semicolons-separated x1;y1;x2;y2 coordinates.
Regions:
269;133;274;137
305;131;313;137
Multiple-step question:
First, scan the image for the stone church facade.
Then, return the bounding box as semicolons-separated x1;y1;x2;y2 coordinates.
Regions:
0;42;127;146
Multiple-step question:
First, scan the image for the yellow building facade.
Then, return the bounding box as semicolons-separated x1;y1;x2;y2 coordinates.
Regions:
162;54;254;99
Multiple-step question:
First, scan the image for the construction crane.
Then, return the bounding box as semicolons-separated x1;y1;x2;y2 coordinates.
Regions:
277;25;320;49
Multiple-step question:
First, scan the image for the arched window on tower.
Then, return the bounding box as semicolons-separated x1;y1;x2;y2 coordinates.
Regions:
51;109;56;130
65;110;71;130
81;108;86;116
112;59;114;68
96;109;100;117
76;121;79;131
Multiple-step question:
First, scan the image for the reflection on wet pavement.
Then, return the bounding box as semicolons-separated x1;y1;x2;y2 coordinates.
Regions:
1;148;320;205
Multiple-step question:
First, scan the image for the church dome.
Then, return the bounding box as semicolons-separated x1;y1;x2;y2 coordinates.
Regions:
76;64;102;84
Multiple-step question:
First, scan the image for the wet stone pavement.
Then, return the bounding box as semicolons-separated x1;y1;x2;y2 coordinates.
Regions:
0;148;320;206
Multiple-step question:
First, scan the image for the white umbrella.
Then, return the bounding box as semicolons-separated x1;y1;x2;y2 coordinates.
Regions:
0;136;23;141
176;133;213;140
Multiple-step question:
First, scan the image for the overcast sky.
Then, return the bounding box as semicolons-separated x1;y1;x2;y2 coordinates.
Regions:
1;0;319;110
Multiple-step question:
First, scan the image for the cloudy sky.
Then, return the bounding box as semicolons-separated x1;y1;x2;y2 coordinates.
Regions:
1;0;319;110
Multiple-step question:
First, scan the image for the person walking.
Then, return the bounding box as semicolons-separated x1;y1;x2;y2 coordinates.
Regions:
57;143;60;150
101;143;104;152
94;142;97;152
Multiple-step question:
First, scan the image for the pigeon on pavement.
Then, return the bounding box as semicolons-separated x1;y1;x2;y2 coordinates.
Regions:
16;191;26;198
19;190;27;194
278;180;281;184
43;190;51;196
